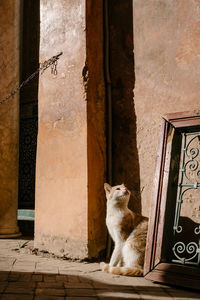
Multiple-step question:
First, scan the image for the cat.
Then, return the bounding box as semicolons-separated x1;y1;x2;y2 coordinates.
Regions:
100;183;148;276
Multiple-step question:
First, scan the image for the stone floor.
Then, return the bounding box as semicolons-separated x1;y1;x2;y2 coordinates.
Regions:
0;238;199;300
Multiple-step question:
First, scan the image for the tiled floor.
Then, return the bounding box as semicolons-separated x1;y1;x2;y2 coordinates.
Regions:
0;239;199;299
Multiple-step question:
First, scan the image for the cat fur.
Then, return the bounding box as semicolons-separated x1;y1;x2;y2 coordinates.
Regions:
100;183;148;277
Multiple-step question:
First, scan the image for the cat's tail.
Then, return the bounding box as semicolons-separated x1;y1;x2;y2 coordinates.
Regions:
100;262;143;277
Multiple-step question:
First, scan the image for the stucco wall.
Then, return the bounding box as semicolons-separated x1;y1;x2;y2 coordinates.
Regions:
133;0;200;216
0;0;21;237
35;0;106;258
35;0;88;258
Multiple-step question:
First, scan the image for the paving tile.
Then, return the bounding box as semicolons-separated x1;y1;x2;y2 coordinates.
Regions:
66;288;96;297
7;272;20;282
64;282;93;289
15;257;35;263
44;275;57;282
137;294;172;300
18;273;32;281
59;269;81;277
0;258;15;263
35;288;66;296
7;281;36;288
133;285;167;291
0;282;7;292
79;276;92;283
56;275;68;282
172;298;200;300
66;275;80;283
12;260;35;265
32;274;43;282
0;272;9;281
35;268;59;274
92;281;111;289
4;285;34;294
12;262;36;272
1;294;34;300
67;298;97;300
166;289;200;299
37;282;64;288
36;263;59;274
34;297;65;300
92;282;134;291
1;239;200;300
0;265;13;272
134;287;173;300
97;290;141;299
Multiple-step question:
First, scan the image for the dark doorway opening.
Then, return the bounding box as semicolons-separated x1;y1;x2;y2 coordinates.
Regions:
18;0;40;236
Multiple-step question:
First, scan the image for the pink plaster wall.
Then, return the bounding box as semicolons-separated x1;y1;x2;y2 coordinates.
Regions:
35;0;88;258
34;0;200;258
133;0;200;216
35;0;106;259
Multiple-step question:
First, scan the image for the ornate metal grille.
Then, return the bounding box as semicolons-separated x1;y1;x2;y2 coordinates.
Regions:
172;131;200;266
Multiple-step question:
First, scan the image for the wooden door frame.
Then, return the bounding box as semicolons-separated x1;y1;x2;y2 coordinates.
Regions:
144;110;200;290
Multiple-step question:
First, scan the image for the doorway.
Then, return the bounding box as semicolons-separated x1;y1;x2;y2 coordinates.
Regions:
18;0;40;236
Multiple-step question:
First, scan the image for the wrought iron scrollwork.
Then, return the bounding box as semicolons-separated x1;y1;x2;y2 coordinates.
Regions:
172;132;200;267
173;242;199;264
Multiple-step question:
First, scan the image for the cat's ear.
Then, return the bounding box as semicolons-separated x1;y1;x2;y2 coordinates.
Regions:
104;183;112;194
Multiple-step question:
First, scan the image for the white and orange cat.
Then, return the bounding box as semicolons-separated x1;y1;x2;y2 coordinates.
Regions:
100;183;148;276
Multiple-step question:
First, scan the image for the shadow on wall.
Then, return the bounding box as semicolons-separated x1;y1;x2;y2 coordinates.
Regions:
108;0;141;213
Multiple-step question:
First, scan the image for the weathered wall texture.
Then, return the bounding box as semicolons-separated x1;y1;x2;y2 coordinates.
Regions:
0;0;21;237
35;0;88;258
35;0;106;258
133;0;200;216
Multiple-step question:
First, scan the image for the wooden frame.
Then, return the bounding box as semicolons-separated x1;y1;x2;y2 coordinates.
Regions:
144;111;200;290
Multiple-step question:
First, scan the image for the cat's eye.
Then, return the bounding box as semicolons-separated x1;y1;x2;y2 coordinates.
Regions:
116;188;120;190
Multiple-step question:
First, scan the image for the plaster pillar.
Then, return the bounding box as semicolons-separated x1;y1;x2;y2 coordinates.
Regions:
0;0;21;237
35;0;106;258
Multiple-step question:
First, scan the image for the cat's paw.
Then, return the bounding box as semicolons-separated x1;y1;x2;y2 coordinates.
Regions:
100;262;109;272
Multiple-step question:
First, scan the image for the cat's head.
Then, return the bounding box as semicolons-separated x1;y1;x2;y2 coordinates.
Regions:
104;183;130;205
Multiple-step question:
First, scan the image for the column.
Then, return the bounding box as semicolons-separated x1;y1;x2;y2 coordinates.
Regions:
35;0;106;258
0;0;21;238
